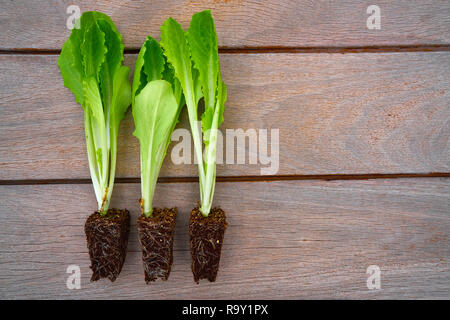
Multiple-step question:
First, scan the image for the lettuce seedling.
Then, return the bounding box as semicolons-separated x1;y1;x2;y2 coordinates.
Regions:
132;37;184;217
160;10;227;216
58;11;131;214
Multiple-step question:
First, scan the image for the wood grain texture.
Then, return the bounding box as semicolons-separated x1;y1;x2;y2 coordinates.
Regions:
0;52;449;180
0;178;448;299
0;0;449;50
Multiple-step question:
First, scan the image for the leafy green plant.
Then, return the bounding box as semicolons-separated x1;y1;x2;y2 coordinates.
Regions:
132;37;184;217
58;11;131;214
160;10;227;216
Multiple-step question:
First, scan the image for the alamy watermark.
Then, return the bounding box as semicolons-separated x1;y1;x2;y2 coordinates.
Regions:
171;124;280;175
366;5;381;30
366;265;381;290
66;265;81;289
66;5;81;30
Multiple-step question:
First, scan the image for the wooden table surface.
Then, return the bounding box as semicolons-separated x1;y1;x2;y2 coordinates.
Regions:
0;1;449;299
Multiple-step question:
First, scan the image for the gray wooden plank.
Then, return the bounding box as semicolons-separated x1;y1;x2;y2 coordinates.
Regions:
0;0;449;50
0;52;449;180
0;178;449;299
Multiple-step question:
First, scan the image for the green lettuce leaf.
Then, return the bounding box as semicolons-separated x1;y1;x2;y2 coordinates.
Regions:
160;11;226;216
132;36;165;101
133;80;180;216
58;27;84;105
160;16;206;186
132;37;184;216
57;11;131;214
187;10;219;136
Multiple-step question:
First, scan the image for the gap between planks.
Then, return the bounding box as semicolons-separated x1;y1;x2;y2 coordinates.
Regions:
0;173;449;186
1;45;450;55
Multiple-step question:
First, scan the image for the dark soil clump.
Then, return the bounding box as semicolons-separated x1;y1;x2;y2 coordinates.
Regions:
137;207;178;283
84;208;130;282
189;207;227;283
